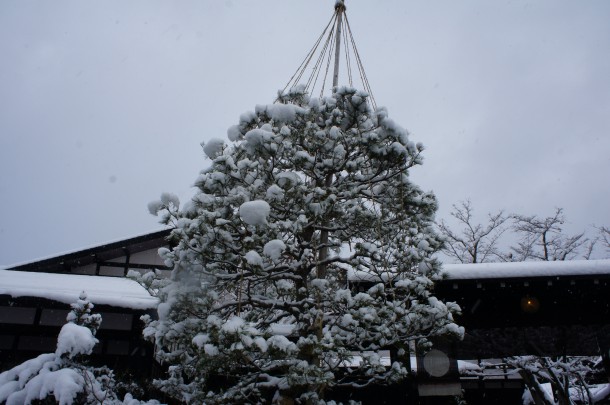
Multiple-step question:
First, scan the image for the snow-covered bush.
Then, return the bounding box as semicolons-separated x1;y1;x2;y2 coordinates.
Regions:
146;87;463;404
512;355;602;405
463;356;604;405
0;292;160;405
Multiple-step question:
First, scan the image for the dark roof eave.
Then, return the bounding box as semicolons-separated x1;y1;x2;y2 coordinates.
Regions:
6;229;172;272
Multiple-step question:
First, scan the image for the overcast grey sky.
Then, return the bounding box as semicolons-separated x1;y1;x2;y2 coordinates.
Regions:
1;0;609;265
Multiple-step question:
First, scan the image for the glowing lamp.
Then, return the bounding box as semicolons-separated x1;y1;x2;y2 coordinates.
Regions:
521;296;540;313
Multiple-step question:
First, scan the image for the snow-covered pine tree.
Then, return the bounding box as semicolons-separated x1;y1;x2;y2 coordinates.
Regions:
146;86;463;404
67;291;102;335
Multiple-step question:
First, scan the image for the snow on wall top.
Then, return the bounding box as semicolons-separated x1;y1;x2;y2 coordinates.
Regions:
442;259;610;280
0;270;158;310
348;259;610;283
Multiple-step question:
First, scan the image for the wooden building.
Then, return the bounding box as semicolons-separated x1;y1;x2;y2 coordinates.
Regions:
0;230;170;374
6;229;171;277
2;230;610;403
437;260;610;404
348;260;610;403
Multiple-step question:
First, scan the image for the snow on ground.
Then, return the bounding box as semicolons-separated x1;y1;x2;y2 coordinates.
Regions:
0;269;157;309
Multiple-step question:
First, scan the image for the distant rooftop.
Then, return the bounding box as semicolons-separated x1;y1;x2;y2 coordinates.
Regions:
442;259;610;280
5;227;610;285
348;259;610;283
5;229;171;273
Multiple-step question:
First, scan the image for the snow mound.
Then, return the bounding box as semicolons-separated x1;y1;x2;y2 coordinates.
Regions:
20;368;84;405
202;138;225;158
244;128;274;154
56;323;98;358
160;192;180;209
266;184;284;200
148;192;180;215
222;316;245;333
263;240;285;262
0;353;83;405
227;125;242;141
254;104;302;123
245;250;263;266
239;200;270;226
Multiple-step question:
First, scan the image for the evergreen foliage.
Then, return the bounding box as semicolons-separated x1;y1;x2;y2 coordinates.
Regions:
66;292;102;336
147;87;463;404
0;293;158;405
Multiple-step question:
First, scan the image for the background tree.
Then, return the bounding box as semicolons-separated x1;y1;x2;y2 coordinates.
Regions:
437;200;508;263
437;202;608;403
597;226;610;255
517;355;603;405
146;87;463;404
511;208;588;261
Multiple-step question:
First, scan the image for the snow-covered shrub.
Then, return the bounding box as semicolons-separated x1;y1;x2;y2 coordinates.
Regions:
465;356;604;405
0;293;160;405
147;87;463;404
512;355;602;405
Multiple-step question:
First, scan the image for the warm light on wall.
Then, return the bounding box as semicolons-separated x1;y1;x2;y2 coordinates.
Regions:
520;296;540;313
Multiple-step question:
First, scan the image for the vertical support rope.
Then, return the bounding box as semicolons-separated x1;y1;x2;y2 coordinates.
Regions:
345;13;377;110
277;0;376;110
308;17;337;94
318;19;339;97
342;16;353;87
278;12;336;97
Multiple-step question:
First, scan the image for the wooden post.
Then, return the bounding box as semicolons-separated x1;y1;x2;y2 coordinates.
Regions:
332;1;345;88
317;1;345;280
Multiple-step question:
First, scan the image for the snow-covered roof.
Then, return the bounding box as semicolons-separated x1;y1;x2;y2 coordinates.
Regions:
349;259;610;283
442;259;610;280
0;269;158;310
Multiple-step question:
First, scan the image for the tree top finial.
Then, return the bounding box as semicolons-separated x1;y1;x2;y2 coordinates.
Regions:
335;0;346;12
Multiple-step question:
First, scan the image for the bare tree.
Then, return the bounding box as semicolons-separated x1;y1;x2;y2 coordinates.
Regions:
582;226;610;259
511;208;587;261
437;200;508;263
582;237;598;260
599;226;610;253
582;226;610;260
